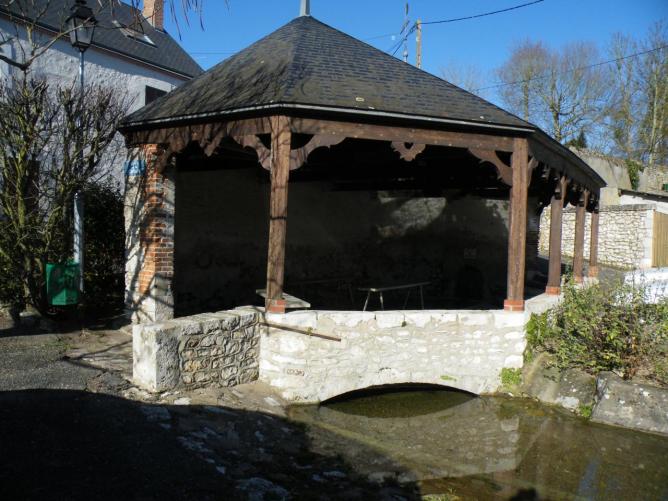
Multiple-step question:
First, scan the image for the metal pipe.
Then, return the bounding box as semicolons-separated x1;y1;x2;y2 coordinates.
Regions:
73;49;85;293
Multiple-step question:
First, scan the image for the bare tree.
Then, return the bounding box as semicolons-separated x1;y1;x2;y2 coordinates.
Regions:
0;75;129;313
637;23;668;170
496;40;609;144
496;40;549;122
440;61;489;98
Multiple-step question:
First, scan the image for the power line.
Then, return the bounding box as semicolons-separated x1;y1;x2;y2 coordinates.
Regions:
384;0;545;58
473;44;668;92
421;0;544;26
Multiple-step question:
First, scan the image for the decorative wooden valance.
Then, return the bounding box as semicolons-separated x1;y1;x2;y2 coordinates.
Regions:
391;141;426;161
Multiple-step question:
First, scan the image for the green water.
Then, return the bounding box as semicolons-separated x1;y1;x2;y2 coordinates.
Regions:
289;389;668;500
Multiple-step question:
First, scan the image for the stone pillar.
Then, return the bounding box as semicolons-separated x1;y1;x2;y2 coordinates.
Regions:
588;205;600;278
125;145;175;323
572;189;589;284
546;177;567;295
504;138;529;312
266;116;291;314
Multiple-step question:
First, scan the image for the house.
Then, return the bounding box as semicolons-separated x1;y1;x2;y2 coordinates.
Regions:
0;0;202;185
118;11;605;324
538;149;668;270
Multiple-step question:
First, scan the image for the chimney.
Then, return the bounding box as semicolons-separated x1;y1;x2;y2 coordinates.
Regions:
299;0;310;16
143;0;164;30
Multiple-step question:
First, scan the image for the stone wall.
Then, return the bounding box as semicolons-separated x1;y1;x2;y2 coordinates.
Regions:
539;204;655;269
259;294;559;403
133;308;260;392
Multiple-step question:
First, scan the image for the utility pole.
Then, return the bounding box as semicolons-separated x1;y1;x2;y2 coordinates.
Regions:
402;2;409;63
416;18;422;69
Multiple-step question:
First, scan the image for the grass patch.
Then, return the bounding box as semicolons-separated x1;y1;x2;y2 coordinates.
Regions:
500;368;522;389
578;404;593;420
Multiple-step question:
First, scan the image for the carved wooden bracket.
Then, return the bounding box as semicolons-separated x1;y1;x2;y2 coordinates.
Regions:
468;148;512;186
391;141;426;162
526;157;540;184
232;134;272;169
290;134;345;170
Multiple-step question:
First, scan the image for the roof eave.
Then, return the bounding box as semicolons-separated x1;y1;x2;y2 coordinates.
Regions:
119;102;537;135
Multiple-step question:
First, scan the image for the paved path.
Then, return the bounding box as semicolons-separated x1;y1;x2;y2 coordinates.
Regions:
0;324;419;500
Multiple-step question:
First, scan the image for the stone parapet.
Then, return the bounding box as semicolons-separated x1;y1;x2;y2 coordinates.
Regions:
260;308;533;403
133;309;260;392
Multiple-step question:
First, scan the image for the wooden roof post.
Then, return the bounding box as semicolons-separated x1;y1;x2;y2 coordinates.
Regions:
588;199;600;278
573;189;589;284
504;138;529;312
546;176;568;295
266;116;291;313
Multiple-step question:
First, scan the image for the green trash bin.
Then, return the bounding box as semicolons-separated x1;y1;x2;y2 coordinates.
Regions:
46;262;80;306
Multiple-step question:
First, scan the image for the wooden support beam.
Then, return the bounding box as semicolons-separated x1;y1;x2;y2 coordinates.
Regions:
266;116;291;313
289;117;516;152
588;205;600;278
505;138;529;312
546;176;568;295
573;189;589;284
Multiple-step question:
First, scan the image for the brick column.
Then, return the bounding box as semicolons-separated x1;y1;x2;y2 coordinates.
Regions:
125;145;175;323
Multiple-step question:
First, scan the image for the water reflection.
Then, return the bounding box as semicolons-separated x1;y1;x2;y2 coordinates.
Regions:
289;389;668;499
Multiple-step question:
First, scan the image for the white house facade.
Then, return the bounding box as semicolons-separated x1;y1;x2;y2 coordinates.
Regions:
0;0;202;184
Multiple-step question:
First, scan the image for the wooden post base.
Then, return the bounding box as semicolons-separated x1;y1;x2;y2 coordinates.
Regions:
588;266;599;278
503;299;525;312
266;299;286;314
545;286;561;296
573;275;584;284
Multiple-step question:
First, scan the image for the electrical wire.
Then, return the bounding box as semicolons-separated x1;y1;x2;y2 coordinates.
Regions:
421;0;544;26
473;44;668;92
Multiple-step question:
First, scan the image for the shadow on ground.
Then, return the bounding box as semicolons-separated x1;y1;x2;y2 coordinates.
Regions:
0;389;421;500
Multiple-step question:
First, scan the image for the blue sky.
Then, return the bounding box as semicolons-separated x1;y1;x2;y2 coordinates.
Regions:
165;0;666;101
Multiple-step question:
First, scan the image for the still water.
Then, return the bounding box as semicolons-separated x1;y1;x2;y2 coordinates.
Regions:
289;389;668;500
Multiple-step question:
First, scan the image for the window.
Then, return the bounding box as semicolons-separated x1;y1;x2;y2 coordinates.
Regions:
113;20;156;47
145;86;168;105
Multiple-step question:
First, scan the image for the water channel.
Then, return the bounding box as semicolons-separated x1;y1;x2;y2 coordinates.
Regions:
288;388;668;499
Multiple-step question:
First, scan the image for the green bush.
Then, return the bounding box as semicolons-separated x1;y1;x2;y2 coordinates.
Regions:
82;181;125;316
527;278;668;385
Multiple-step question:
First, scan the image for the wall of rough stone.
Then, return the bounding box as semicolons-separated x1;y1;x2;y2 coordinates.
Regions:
539;205;655;269
133;308;260;392
173;163;519;315
259;294;559;403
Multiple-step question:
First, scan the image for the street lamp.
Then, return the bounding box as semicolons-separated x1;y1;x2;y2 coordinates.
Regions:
66;0;97;296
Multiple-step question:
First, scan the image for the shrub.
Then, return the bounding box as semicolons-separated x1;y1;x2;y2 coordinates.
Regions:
527;277;668;385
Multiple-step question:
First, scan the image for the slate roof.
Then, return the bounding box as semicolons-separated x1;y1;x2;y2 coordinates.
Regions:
122;15;534;130
0;0;202;79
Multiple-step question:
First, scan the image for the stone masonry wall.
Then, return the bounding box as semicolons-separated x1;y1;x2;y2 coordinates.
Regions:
133;308;260;392
539;205;655;269
259;296;559;404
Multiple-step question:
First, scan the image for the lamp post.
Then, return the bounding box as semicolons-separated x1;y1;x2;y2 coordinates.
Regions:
66;0;96;296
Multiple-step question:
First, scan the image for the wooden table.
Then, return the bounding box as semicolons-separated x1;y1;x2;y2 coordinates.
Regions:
358;281;430;311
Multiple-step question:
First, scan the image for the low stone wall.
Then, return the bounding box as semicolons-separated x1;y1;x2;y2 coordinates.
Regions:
259;295;559;403
539;204;655;269
133;308;261;392
133;295;560;398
